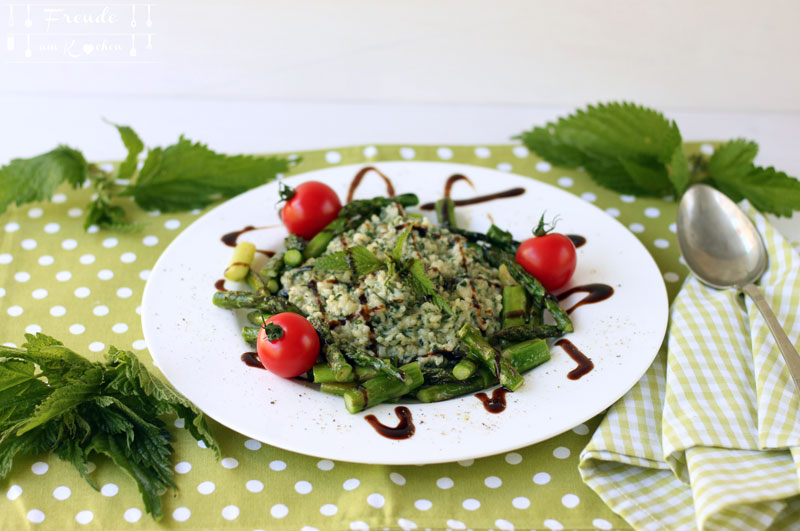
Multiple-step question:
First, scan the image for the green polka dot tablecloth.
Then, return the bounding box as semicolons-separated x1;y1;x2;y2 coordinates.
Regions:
0;143;692;530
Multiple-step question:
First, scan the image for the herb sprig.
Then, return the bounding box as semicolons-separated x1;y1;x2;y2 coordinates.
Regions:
515;102;800;216
0;334;219;520
0;121;295;231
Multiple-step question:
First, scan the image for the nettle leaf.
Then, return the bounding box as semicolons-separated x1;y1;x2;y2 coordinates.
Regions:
106;121;145;182
124;136;291;212
708;139;759;181
0;145;87;214
713;166;800;217
314;246;385;277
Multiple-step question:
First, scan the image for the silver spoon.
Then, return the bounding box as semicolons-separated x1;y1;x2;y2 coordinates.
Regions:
677;184;800;394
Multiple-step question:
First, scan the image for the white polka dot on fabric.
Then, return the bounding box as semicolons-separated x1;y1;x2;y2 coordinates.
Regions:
147;210;160;217
174;462;192;474
664;272;680;283
325;151;342;164
496;162;512;172
172;507;190;522
495;519;514;531
244;439;262;451
342;478;360;491
593;518;613;530
581;192;597;202
7;305;24;317
32;462;49;475
629;223;645;233
533;472;551;485
27;509;45;523
620;194;636;203
28;207;43;218
15;271;31;282
414;499;432;511
112;323;128;334
317;459;334;471
390;472;406;485
398;517;417;530
504;452;522;465
56;271;71;282
436;147;453;160
644;207;661;218
69;324;86;335
121;252;137;263
132;339;146;350
512;496;530;509
21;239;37;250
50;306;66;317
270;460;286;471
363;146;378;158
5;222;20;232
142;236;159;247
74;287;90;298
1;342;16;348
484;476;502;488
557;177;574;187
474;147;491;159
457;459;474;467
62;239;78;250
101;483;118;497
124;508;142;523
7;485;23;500
350;521;369;531
93;305;109;316
53;486;71;500
553;446;571;459
271;504;289;519
86;225;99;234
52;193;67;203
67;208;83;218
512;145;529;158
44;223;60;234
295;481;312;494
669;222;677;233
400;147;415;160
462;498;480;511
654;238;670;249
164;219;181;230
246;480;264;493
572;423;590;435
561;493;580;508
197;481;215;494
436;477;453;489
700;143;715;155
102;238;118;248
139;270;150;281
536;161;552;172
32;289;48;300
117;287;133;298
446;519;466;530
543;519;564;530
221;457;239;469
605;207;620;218
98;269;114;280
25;324;42;334
88;342;105;353
221;505;240;520
0;253;13;264
320;504;338;516
38;255;54;266
366;493;385;508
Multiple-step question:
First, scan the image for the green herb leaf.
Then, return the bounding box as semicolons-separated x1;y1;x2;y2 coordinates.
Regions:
314;245;385;277
667;144;691;196
106;120;145;182
123;136;291;212
84;198;142;233
708;139;759;184
393;226;413;261
403;259;454;316
0;146;87;214
712;165;800;217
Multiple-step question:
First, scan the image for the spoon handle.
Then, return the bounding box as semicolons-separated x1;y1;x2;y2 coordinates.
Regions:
742;283;800;395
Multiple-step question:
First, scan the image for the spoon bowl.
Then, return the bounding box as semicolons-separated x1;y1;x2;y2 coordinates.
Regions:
677;184;800;395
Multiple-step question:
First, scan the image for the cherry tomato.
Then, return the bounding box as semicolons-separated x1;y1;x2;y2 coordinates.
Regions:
515;233;577;291
280;181;342;240
256;313;320;378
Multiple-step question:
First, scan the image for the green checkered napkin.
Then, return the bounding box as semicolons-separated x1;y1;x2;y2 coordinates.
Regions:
579;203;800;530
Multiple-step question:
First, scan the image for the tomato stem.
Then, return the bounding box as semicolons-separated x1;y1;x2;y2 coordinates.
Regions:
278;182;295;202
532;213;559;237
262;322;284;341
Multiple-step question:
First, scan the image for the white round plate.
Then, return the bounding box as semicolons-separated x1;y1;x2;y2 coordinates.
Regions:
142;161;668;465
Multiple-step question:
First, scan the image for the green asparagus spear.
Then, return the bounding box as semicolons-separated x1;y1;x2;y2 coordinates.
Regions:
225;241;256;281
452;359;477;381
320;382;357;396
212;291;303;314
421;366;458;385
242;326;259;345
503;339;551;372
502;285;527;328
283;249;303;267
491;324;563;343
457;324;524;391
246;270;269;295
416;367;495;403
284;233;307;252
435;197;457;228
313;364;377;383
260;252;285;279
303;220;341;259
246;311;274;326
343;361;424;413
307;317;353;382
344;348;405;382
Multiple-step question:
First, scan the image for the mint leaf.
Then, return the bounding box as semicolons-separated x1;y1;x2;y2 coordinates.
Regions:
124;136;291;212
712;165;800;217
106;120;144;182
0;145;87;214
314;246;385;277
516;102;683;196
